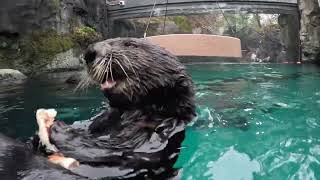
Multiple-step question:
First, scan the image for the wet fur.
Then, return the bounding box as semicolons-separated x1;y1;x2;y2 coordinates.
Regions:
0;134;83;179
40;38;196;179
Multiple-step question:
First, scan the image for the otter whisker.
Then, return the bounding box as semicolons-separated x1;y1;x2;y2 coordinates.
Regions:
91;57;105;81
107;54;114;82
116;53;132;69
94;58;107;82
97;57;108;83
90;61;103;81
92;65;99;80
75;79;85;91
82;78;92;90
74;74;92;92
100;58;109;82
106;54;113;81
114;59;129;79
110;59;114;81
92;67;100;82
121;54;140;83
121;54;138;76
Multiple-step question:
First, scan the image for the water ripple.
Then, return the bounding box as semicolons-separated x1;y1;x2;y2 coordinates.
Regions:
204;147;261;180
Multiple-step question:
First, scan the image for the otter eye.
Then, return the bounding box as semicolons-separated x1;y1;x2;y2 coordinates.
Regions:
124;41;138;48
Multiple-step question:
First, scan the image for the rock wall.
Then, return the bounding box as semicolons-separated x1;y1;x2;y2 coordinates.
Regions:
0;0;107;74
278;14;300;62
0;0;108;36
0;0;59;36
299;0;320;62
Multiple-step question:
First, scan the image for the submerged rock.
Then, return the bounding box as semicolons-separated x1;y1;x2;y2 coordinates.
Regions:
0;69;27;81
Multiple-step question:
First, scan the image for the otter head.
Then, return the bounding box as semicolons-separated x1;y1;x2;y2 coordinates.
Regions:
84;38;195;121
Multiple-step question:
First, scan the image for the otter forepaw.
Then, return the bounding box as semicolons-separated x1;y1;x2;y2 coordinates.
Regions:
35;108;80;169
36;108;58;153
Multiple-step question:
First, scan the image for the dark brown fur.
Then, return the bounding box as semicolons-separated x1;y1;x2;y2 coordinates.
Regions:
85;38;195;132
38;38;196;179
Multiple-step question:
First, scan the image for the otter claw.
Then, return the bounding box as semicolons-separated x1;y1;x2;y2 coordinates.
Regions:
44;144;59;154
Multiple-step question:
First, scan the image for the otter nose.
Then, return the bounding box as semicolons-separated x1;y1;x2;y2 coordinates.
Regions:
84;49;97;64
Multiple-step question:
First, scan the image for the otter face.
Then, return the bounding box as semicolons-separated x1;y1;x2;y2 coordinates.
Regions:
83;38;193;111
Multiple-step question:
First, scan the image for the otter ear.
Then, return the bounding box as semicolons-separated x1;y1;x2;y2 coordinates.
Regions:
84;49;97;64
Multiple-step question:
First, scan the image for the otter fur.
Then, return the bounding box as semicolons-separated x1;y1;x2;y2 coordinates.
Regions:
34;38;196;179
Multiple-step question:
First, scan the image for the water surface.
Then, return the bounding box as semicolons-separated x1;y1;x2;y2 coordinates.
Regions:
1;64;320;180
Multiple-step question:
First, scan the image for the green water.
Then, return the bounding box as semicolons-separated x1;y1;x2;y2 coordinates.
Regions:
1;64;320;179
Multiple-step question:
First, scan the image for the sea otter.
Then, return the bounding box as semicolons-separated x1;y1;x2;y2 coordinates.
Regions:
2;38;196;179
48;38;195;179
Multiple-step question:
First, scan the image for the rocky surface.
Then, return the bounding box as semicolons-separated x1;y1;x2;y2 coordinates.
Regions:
278;14;300;62
45;49;84;72
0;0;59;35
299;0;320;63
0;0;107;74
0;69;27;81
0;0;108;36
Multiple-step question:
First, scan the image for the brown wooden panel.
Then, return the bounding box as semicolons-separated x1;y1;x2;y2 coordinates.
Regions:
146;34;242;57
